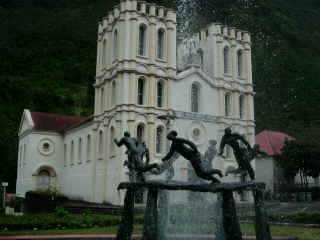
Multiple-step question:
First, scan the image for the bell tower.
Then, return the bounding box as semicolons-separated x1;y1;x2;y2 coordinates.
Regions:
93;0;177;204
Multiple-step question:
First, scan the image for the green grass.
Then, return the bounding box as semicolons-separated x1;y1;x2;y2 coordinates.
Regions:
0;226;143;236
241;224;320;240
1;224;320;240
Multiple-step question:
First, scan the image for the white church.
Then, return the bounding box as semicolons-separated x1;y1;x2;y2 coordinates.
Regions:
16;0;255;205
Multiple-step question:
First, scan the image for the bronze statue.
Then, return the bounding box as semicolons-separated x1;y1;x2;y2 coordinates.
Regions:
162;131;223;183
219;127;255;180
114;132;159;182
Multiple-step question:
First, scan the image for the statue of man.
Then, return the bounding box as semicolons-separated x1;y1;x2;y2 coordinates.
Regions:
114;132;159;181
219;127;255;180
162;131;223;183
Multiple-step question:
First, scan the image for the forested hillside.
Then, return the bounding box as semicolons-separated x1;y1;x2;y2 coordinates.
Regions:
0;0;319;191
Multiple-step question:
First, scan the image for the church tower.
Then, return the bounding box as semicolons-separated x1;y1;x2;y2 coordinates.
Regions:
94;0;177;203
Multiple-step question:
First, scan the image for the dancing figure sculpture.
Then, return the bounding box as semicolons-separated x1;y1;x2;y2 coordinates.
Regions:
114;132;159;182
219;127;255;180
162;131;223;183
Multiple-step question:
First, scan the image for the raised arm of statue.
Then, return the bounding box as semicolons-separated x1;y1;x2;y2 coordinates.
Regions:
162;144;175;162
114;138;125;147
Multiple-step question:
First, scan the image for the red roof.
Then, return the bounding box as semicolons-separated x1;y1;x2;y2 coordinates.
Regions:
30;112;90;134
255;130;295;156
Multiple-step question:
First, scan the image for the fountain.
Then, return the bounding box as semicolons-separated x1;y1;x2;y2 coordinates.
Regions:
114;128;272;240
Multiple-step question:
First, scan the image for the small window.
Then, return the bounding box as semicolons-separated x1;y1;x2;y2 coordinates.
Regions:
225;93;232;117
137;78;145;105
64;144;67;166
157;29;165;59
78;138;82;164
87;135;91;161
156;126;165;154
239;95;245;119
70;141;74;165
157;80;164;108
138;24;147;56
191;83;200;113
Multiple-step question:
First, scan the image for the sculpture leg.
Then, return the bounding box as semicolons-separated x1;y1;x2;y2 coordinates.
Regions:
222;190;243;240
116;189;135;240
143;188;158;240
254;188;272;240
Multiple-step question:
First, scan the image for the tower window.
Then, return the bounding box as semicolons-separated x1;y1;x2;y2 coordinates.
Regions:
157;80;164;108
64;144;67;166
157;29;165;59
239;95;245;119
137;124;145;143
111;81;116;106
237;50;244;77
138;24;147;56
225;93;232;117
99;130;104;157
191;83;200;113
137;78;145;105
100;87;105;113
224;46;230;74
102;39;107;67
113;30;118;60
110;127;115;156
156;126;165;154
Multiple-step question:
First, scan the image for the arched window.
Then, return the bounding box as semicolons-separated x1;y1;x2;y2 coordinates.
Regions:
237;50;244;77
37;170;51;190
64;144;67;166
70;141;74;165
87;135;91;162
138;24;147;56
156;126;165;154
102;39;107;67
224;46;230;74
78;138;82;164
111;81;116;106
99;130;104;157
191;83;200;113
137;124;145;143
225;93;232;117
157;29;165;59
137;78;145;105
113;30;118;60
239;95;245;119
157;80;164;108
110;127;115;156
100;87;105;113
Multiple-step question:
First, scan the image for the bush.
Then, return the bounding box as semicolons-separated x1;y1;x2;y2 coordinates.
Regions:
0;213;144;231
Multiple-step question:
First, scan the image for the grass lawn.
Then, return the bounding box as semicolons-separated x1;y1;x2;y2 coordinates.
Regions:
241;224;320;240
1;224;320;239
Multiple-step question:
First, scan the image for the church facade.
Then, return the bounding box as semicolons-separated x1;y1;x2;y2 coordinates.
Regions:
16;0;255;205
